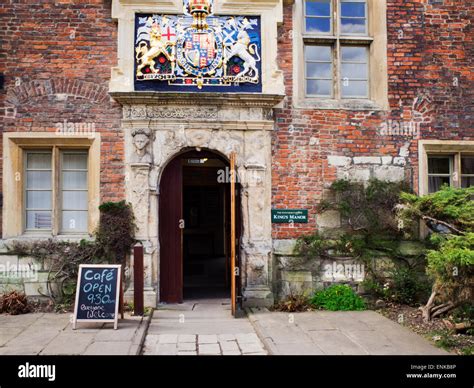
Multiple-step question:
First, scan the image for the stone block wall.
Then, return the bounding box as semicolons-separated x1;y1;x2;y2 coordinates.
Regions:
272;239;426;301
0;247;51;298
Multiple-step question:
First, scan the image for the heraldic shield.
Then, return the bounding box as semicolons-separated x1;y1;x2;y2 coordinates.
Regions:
134;0;262;92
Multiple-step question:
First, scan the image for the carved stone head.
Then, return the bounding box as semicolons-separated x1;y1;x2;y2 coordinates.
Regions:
131;128;153;164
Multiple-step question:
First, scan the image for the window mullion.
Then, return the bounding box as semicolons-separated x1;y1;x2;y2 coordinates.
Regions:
454;152;461;188
52;147;60;236
335;40;340;99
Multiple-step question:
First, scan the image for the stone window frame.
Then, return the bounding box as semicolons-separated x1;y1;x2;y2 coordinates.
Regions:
418;140;474;196
2;133;100;239
293;0;389;110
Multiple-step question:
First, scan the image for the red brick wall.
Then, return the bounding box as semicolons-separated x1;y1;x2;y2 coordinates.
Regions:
272;0;474;239
0;1;472;240
0;0;123;237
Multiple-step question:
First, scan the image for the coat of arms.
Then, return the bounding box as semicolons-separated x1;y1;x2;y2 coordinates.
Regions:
134;0;262;92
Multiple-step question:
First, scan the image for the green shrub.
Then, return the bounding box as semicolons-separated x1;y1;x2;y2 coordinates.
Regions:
399;186;474;233
294;233;328;258
96;200;136;263
310;284;366;311
389;266;431;305
426;233;474;306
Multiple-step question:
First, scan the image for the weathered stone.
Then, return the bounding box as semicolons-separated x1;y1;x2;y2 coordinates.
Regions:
398;241;426;257
281;271;312;283
273;239;297;256
316;210;341;229
375;299;386;309
353;156;381;165
328;155;352;167
373;166;405;182
393;157;407;166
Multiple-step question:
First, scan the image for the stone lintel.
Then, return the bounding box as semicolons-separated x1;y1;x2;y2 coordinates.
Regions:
111;92;285;108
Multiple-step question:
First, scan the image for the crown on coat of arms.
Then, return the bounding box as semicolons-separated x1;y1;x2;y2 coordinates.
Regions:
188;0;212;15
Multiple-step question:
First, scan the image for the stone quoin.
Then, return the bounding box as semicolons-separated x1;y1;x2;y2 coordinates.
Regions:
0;0;472;308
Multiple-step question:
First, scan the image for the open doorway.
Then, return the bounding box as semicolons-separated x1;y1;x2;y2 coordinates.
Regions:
159;150;240;303
183;156;229;299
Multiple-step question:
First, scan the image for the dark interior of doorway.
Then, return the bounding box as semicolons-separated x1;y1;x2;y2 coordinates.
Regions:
182;156;230;299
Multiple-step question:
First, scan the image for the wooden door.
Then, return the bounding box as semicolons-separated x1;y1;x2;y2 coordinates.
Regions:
159;157;183;303
230;152;243;315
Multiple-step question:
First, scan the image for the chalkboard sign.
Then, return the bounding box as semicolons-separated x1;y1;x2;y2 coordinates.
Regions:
73;264;122;330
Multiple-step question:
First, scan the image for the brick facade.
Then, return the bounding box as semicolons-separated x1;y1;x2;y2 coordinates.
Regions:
272;0;473;239
0;0;124;237
0;0;472;240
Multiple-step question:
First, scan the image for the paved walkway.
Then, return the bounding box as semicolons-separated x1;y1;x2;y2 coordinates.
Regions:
142;299;266;355
247;308;449;355
1;305;448;356
0;312;147;355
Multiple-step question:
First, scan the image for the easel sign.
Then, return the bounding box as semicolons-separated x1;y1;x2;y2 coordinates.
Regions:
73;264;122;330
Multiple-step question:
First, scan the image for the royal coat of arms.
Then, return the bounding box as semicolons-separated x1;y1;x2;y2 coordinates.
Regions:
134;0;262;92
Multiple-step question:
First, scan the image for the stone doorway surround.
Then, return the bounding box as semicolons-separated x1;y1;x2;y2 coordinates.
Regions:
113;92;283;307
109;0;285;307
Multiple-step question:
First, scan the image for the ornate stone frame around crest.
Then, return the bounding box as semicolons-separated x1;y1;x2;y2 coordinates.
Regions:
110;0;285;95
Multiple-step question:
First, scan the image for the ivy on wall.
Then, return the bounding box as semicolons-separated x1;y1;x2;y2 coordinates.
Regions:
6;201;136;308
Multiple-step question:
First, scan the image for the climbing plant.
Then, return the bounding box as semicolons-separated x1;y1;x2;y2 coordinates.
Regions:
318;178;410;235
7;201;136;308
296;179;430;306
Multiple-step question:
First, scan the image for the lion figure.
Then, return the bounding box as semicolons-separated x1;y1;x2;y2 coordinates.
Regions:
136;23;176;77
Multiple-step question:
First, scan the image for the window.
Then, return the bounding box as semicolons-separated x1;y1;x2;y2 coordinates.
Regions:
24;149;89;233
61;152;88;232
340;0;367;35
305;45;333;97
428;156;453;193
303;0;370;99
427;153;474;193
304;0;332;34
25;152;53;230
341;46;368;98
295;0;388;108
461;156;474;188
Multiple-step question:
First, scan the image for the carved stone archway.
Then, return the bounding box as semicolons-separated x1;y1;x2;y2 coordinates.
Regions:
115;93;282;307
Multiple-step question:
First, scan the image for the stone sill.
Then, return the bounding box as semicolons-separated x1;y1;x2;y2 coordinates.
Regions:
294;98;389;111
0;235;94;252
110;92;285;108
